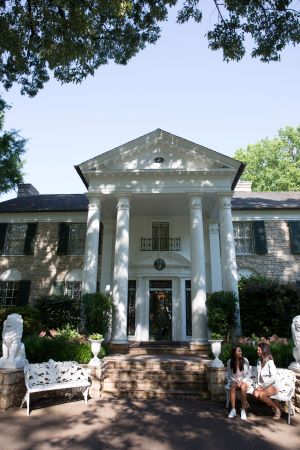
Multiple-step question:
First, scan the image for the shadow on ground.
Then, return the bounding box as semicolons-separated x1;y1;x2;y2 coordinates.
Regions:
1;398;300;450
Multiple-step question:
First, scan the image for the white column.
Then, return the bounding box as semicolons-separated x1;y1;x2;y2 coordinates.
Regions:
208;223;222;292
81;194;101;295
189;195;208;344
136;277;148;341
100;221;114;293
218;195;241;334
111;196;130;343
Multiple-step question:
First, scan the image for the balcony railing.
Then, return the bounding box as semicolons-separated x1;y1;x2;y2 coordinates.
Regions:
141;237;180;252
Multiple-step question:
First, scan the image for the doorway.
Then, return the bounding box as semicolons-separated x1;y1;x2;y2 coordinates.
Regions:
149;280;172;341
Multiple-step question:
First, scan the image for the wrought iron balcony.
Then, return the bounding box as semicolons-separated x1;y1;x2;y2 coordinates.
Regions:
141;237;180;252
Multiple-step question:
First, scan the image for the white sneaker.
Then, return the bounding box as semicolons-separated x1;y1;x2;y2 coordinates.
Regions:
241;409;247;421
228;408;236;419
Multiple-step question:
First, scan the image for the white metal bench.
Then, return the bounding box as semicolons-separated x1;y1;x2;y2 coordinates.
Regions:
225;367;296;424
20;359;91;415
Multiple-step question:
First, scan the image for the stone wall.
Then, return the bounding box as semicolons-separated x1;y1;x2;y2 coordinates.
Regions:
237;220;300;283
0;368;26;410
0;222;102;302
294;371;300;414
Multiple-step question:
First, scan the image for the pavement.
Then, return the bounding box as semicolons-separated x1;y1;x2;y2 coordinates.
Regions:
0;398;300;450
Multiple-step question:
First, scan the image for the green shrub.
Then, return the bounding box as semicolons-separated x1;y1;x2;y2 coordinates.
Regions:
239;275;300;337
34;295;81;331
206;291;237;341
0;306;41;335
23;334;106;364
82;292;113;336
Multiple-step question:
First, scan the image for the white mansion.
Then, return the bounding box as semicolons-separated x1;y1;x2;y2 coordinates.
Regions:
0;129;299;348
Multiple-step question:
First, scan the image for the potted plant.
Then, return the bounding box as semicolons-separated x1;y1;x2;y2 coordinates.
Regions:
88;333;104;366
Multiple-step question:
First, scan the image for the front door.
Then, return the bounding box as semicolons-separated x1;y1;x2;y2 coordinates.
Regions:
149;280;172;341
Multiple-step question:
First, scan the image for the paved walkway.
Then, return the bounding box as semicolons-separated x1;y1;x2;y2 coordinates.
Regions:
0;398;299;450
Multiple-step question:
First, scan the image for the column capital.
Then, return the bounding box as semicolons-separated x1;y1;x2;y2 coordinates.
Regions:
218;194;233;210
188;194;204;210
86;192;101;209
116;195;130;211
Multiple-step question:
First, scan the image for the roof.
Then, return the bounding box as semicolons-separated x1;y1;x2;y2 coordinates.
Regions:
0;194;88;213
0;191;299;213
232;192;300;209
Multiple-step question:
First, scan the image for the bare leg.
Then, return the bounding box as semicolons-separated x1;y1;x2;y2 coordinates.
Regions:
253;385;280;417
240;382;250;409
230;383;237;409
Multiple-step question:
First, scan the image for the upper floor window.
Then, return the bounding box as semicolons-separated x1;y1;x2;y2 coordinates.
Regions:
0;223;37;256
288;221;300;254
57;223;86;255
65;281;82;300
152;222;170;251
233;221;267;255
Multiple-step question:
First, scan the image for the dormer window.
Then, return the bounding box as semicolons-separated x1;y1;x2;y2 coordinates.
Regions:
154;157;164;163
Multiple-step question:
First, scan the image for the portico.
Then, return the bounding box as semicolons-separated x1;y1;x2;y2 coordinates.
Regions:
76;129;244;348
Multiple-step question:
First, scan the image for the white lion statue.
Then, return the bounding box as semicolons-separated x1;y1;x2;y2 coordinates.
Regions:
0;313;27;369
290;315;300;371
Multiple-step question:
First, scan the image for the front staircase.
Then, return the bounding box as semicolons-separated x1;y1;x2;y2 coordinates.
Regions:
100;342;211;400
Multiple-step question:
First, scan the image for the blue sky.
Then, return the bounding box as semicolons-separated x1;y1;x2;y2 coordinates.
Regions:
1;5;299;200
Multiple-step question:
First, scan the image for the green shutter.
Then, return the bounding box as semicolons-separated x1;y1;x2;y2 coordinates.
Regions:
52;281;64;296
57;223;70;255
289;221;300;254
98;222;103;254
0;223;8;254
18;280;31;306
23;223;38;255
253;221;267;255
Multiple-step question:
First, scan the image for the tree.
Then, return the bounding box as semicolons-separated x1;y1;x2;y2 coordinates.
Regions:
0;1;299;96
0;98;26;194
233;125;300;191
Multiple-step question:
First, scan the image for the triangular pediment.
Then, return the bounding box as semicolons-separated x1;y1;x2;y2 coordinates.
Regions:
76;129;242;178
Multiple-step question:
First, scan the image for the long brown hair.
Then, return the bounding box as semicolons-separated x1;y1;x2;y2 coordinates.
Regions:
258;342;273;367
230;347;245;373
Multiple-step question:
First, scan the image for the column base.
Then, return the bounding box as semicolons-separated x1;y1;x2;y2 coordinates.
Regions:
108;342;129;354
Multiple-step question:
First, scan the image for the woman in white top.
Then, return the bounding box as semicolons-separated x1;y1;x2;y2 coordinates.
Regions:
227;347;251;420
253;343;280;420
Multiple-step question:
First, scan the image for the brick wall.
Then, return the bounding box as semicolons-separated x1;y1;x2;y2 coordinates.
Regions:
237;220;300;283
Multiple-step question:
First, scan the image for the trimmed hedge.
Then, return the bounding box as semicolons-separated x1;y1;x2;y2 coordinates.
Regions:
82;292;113;336
33;295;81;331
239;276;300;337
206;291;237;341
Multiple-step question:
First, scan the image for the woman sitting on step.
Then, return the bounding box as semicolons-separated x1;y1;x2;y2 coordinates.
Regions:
227;347;251;421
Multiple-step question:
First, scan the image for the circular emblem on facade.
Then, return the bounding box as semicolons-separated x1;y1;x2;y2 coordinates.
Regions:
154;258;166;271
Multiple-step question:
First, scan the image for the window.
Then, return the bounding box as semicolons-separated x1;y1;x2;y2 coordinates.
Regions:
233;221;267;255
65;281;82;300
0;223;37;256
0;280;31;307
127;280;136;336
57;223;86;255
152;222;169;251
185;280;192;336
233;222;254;255
288;221;300;254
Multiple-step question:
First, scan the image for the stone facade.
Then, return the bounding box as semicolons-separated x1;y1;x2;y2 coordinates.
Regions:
0;221;102;302
205;365;227;402
237;220;300;283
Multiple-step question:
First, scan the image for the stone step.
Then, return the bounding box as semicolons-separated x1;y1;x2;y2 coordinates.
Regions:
128;347;209;357
103;379;207;391
101;388;210;400
103;356;209;372
103;369;206;381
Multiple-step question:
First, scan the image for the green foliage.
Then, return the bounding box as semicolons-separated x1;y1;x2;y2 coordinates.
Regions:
23;334;95;364
82;292;113;337
89;333;104;341
206;291;237;342
0;306;41;335
220;342;293;369
1;1;299;96
0;98;26;194
34;296;81;331
239;275;300;337
234;125;300;191
55;324;82;341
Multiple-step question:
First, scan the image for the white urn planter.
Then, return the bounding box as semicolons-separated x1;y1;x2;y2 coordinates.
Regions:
88;339;103;366
208;339;224;368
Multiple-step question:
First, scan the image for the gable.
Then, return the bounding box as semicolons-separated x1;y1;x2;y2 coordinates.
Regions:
76;129;243;187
